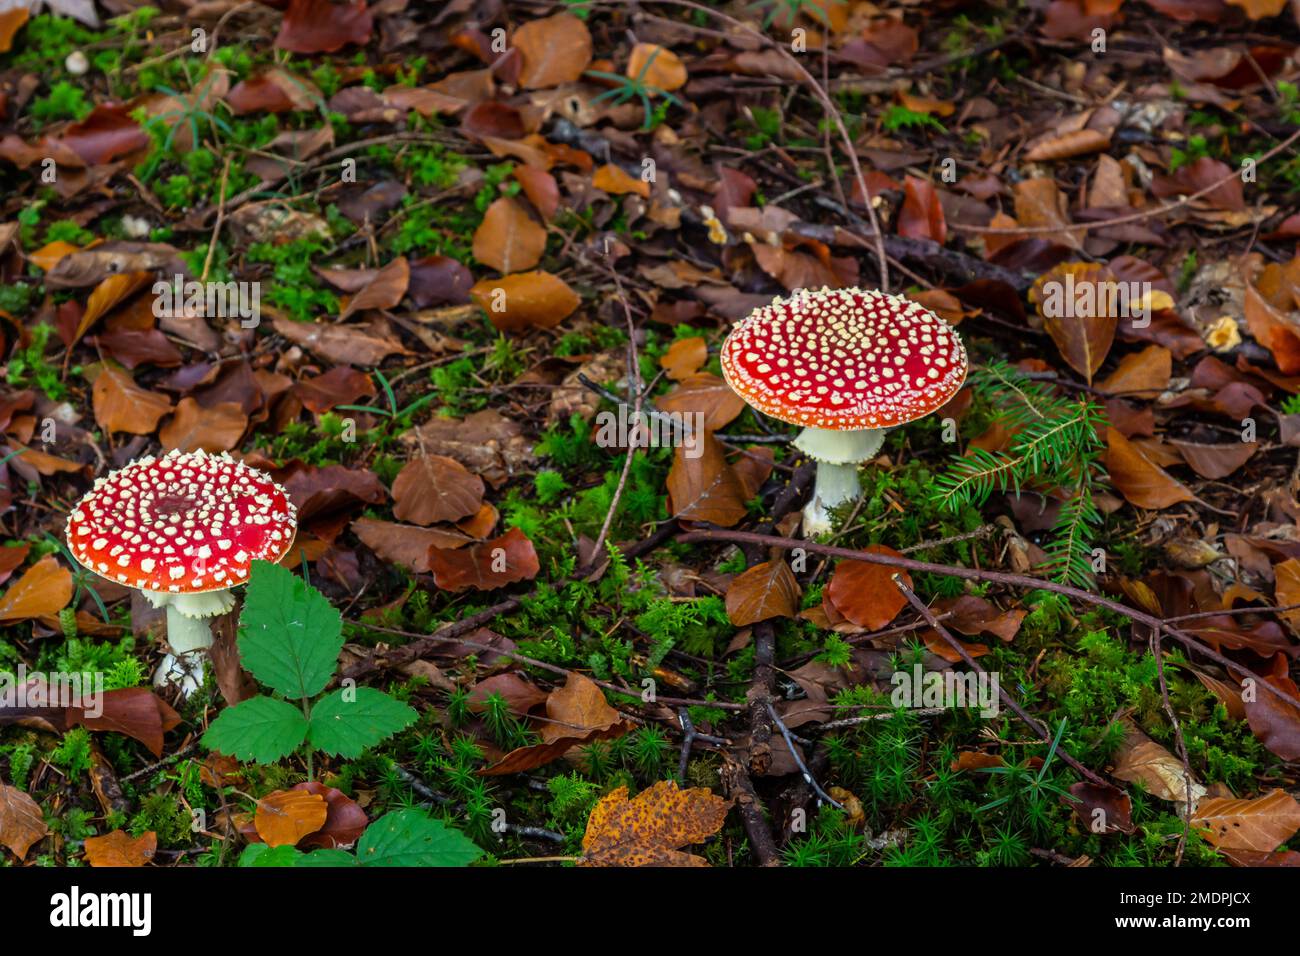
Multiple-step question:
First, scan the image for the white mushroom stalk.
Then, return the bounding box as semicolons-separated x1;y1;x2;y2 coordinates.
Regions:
65;449;297;698
720;287;969;537
792;426;886;535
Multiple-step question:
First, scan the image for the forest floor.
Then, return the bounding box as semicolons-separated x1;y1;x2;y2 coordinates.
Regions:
2;0;1300;869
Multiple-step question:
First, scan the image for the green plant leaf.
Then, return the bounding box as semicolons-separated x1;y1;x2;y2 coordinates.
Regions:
307;687;418;758
238;560;343;699
239;843;305;867
354;809;482;867
202;695;308;763
297;848;359;867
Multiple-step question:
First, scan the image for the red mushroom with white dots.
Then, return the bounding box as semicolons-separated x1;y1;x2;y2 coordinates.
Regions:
65;449;298;696
721;287;968;535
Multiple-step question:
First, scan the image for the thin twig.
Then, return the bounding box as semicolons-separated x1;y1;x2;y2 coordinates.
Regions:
766;701;843;810
892;575;1112;789
589;271;641;565
677;528;1300;714
1151;625;1194;867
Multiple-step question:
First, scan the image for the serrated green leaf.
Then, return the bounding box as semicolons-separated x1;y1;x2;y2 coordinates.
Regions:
307;687;417;758
239;843;306;867
238;560;343;699
202;695;308;763
297;848;359;867
354;809;482;867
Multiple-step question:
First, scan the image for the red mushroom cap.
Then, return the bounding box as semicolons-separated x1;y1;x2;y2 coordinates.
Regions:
720;287;968;430
65;450;297;594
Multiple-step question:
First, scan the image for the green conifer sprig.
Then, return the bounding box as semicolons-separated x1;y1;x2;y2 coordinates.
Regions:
933;362;1108;587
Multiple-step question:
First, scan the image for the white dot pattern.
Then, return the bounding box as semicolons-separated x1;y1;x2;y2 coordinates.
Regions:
720;286;968;430
65;449;297;593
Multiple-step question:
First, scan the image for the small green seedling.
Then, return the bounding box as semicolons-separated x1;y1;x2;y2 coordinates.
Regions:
977;719;1082;812
585;47;683;130
202;561;417;769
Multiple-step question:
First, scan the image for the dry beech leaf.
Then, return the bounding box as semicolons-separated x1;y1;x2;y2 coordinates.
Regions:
56;105;149;166
427;526;540;592
1023;128;1111;162
541;672;622;744
272;316;409;367
1151;157;1244;212
922;628;988;662
1111;724;1205;803
1244;284;1300;374
725;559;800;626
1170;440;1258;480
826;546;912;630
72;688;181;759
1226;0;1289;17
1098;345;1172;396
626;43;688;92
467;673;549;715
30;240;80;272
0;781;47;860
391;454;485;526
292;781;368;850
513;13;592;89
665;432;748;527
93;366;174;435
514;167;560;221
659;337;707;380
339;256;409;320
0;556;73;623
580;780;729;867
658;373;745;430
1067;782;1135;835
226;68;322;114
470;271;580;332
1192;789;1300;852
473;197;547;274
255;789;329;848
0;9;28;54
1243;670;1300;761
275;0;373;54
481;672;632;775
1274;558;1300;630
1031;263;1118;382
592;164;650;199
898;175;946;244
84;830;156;867
1193;669;1247;721
77;271;152;344
732;446;775;499
938;595;1026;642
351;517;471;572
158;399;248;453
1105;428;1195;510
1014;177;1083;249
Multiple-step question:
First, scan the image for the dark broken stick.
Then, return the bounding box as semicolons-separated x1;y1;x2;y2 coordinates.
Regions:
741;461;818;777
766;702;843;812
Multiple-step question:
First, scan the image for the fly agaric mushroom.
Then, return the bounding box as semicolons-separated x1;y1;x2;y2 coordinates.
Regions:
721;287;967;536
65;449;297;696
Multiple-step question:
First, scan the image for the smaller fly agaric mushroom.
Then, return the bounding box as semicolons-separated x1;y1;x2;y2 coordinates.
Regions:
65;449;297;696
721;287;968;536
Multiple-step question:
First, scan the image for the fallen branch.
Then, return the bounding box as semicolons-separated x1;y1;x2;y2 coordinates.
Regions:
893;574;1112;790
676;527;1300;714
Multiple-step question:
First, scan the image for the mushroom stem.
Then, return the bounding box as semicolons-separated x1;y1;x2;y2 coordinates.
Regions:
793;427;885;536
146;589;234;697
